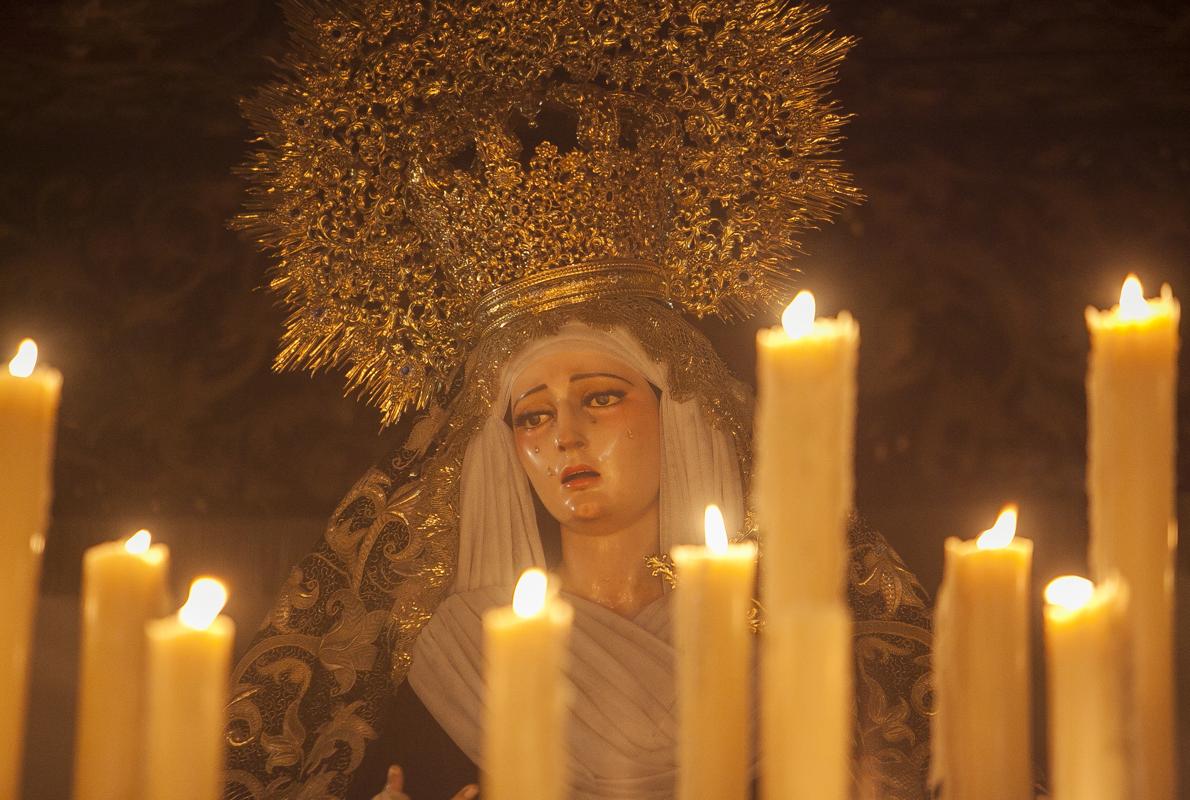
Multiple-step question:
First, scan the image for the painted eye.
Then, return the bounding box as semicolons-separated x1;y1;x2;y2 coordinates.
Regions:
516;410;550;429
587;390;624;408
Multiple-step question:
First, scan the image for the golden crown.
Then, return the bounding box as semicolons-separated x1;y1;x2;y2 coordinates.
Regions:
236;0;858;425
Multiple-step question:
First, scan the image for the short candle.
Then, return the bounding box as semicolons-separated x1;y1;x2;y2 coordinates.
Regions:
933;504;1033;800
144;578;235;800
75;529;170;800
483;568;572;800
672;505;757;800
1043;575;1130;800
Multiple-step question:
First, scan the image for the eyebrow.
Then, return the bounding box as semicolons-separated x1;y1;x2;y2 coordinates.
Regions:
512;372;632;406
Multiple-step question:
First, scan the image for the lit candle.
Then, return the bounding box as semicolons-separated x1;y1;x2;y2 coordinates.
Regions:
483;569;573;800
74;529;170;800
671;505;757;800
756;291;857;800
0;339;62;798
144;578;235;800
1085;274;1179;800
1044;575;1130;800
755;290;859;606
932;505;1033;800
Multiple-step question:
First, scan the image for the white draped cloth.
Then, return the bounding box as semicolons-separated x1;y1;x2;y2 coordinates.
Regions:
406;322;747;798
410;587;679;799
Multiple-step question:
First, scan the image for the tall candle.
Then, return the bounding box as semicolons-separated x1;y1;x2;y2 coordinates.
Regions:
755;290;859;606
144;578;235;800
483;569;573;800
756;291;857;800
1043;575;1130;800
1085;275;1179;800
672;505;757;800
74;529;170;800
932;505;1032;800
0;339;62;799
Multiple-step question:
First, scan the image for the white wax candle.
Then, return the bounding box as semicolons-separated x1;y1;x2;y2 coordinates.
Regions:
1085;275;1179;800
0;339;61;798
144;578;235;800
932;505;1033;800
74;530;170;800
483;569;572;800
755;290;858;607
1044;575;1130;800
756;291;857;800
760;603;851;800
672;505;757;800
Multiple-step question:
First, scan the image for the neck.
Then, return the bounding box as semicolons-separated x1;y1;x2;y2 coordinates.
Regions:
557;506;663;618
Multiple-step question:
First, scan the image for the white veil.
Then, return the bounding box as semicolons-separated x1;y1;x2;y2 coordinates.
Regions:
452;321;745;591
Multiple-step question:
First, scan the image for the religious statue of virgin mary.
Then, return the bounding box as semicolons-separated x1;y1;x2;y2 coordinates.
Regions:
222;2;933;798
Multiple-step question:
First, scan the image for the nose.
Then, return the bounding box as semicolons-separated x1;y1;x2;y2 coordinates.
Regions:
553;403;588;451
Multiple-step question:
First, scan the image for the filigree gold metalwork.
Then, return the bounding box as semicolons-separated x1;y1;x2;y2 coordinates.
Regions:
235;0;858;424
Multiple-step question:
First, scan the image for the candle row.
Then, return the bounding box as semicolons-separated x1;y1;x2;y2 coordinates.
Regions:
77;531;235;800
0;341;235;800
932;274;1179;800
935;505;1140;800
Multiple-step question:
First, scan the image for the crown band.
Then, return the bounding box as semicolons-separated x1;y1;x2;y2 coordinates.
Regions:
474;259;668;337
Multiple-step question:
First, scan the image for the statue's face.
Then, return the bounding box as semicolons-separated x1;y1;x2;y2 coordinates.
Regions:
509;349;661;535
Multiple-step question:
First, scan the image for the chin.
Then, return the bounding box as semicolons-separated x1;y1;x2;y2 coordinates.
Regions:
567;499;608;522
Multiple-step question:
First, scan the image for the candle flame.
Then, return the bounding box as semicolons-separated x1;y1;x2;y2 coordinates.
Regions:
178;577;228;630
8;339;38;377
1044;575;1095;611
124;529;152;554
512;568;548;618
975;504;1018;550
1118;274;1150;321
781;290;816;338
704;504;729;555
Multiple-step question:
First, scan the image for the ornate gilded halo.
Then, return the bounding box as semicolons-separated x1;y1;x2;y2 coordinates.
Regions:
236;0;859;425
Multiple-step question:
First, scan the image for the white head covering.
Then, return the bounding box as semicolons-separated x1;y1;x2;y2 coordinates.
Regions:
453;321;745;590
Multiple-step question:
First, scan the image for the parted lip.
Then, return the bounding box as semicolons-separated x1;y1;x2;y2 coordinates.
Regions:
560;464;600;483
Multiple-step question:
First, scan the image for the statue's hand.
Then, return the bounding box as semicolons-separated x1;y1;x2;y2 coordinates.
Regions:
373;764;479;800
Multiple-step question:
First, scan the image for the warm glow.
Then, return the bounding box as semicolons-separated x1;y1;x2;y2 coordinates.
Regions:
8;338;38;377
1044;575;1095;611
178;577;228;630
976;504;1018;550
512;568;548;618
1118;274;1150;321
781;290;816;338
124;529;152;555
704;504;729;555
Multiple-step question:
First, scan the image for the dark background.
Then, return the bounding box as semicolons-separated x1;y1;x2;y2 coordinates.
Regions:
1;1;1188;798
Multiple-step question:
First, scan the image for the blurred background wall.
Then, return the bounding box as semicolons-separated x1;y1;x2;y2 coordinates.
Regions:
1;1;1187;797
